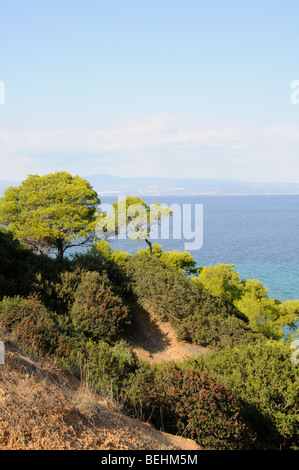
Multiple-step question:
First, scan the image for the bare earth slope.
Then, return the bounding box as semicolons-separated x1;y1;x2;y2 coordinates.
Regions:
0;341;202;450
122;302;209;364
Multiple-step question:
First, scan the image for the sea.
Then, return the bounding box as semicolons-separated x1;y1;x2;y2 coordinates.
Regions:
98;195;299;303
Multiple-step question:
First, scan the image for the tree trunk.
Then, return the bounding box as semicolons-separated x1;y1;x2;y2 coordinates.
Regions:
57;240;64;259
145;238;153;256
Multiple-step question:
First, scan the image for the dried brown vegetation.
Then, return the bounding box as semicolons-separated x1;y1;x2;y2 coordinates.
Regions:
0;341;201;451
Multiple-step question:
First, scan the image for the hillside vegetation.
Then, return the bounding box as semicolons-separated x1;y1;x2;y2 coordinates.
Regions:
0;341;201;450
0;228;298;450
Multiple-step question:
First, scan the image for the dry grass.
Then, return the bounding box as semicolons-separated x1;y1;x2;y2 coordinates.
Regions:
0;341;201;451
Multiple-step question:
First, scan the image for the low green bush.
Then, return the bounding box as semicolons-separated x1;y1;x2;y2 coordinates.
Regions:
126;363;255;450
56;337;139;402
33;266;85;314
72;243;131;297
0;229;37;299
79;339;138;400
192;339;299;449
126;255;262;348
70;271;130;343
0;294;60;356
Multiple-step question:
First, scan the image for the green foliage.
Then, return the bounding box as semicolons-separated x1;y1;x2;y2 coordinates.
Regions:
71;241;132;297
195;264;299;339
98;196;172;253
126;363;255;450
136;243;197;274
126;254;262;348
0;172;101;257
179;309;261;349
70;271;130;343
0;229;62;300
159;249;197;274
195;263;243;303
91;240;132;265
33;266;86;315
112;196;172;239
0;229;34;298
63;339;139;401
193;340;299;449
281;299;299;339
0;294;61;356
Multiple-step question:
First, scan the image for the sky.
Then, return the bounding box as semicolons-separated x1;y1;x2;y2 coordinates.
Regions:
1;0;299;183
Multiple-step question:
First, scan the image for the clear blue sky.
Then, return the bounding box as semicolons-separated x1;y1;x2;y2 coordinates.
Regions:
1;0;299;182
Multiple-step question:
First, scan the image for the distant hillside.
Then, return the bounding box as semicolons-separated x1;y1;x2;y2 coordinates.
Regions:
86;175;299;196
1;176;299;197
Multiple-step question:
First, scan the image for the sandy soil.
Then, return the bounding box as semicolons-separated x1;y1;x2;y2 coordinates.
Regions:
0;341;202;451
0;299;208;451
122;301;209;364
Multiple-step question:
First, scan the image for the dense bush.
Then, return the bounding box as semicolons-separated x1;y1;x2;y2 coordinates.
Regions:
33;266;85;315
70;271;130;343
126;255;263;348
51;335;139;402
126;363;255;450
34;258;129;318
136;243;197;274
178;310;262;349
0;230;36;299
72;242;132;297
196;264;299;340
192;339;299;449
0;295;61;356
74;339;138;400
0;228;76;310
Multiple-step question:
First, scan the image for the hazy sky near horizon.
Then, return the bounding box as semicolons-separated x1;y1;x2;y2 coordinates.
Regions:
1;0;299;183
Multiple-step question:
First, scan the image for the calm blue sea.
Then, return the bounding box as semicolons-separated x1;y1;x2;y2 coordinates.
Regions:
100;195;299;302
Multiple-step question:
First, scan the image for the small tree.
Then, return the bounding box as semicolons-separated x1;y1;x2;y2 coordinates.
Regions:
136;243;197;274
195;264;298;339
0;172;102;258
97;196;172;255
195;263;243;303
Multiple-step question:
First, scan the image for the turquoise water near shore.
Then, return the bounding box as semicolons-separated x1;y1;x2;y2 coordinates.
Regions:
100;195;299;302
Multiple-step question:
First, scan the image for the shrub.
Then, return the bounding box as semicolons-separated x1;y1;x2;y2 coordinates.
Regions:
136;243;197;274
126;255;262;348
61;338;139;402
179;310;262;349
70;271;130;343
72;243;132;297
0;295;60;356
34;267;85;314
0;229;36;299
193;339;299;449
127;363;255;450
196;265;298;340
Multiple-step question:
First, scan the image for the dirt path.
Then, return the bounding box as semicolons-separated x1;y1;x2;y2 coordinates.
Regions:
122;302;209;363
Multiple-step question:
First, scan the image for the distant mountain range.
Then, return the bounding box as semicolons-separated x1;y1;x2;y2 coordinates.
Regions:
1;175;299;197
86;175;299;196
